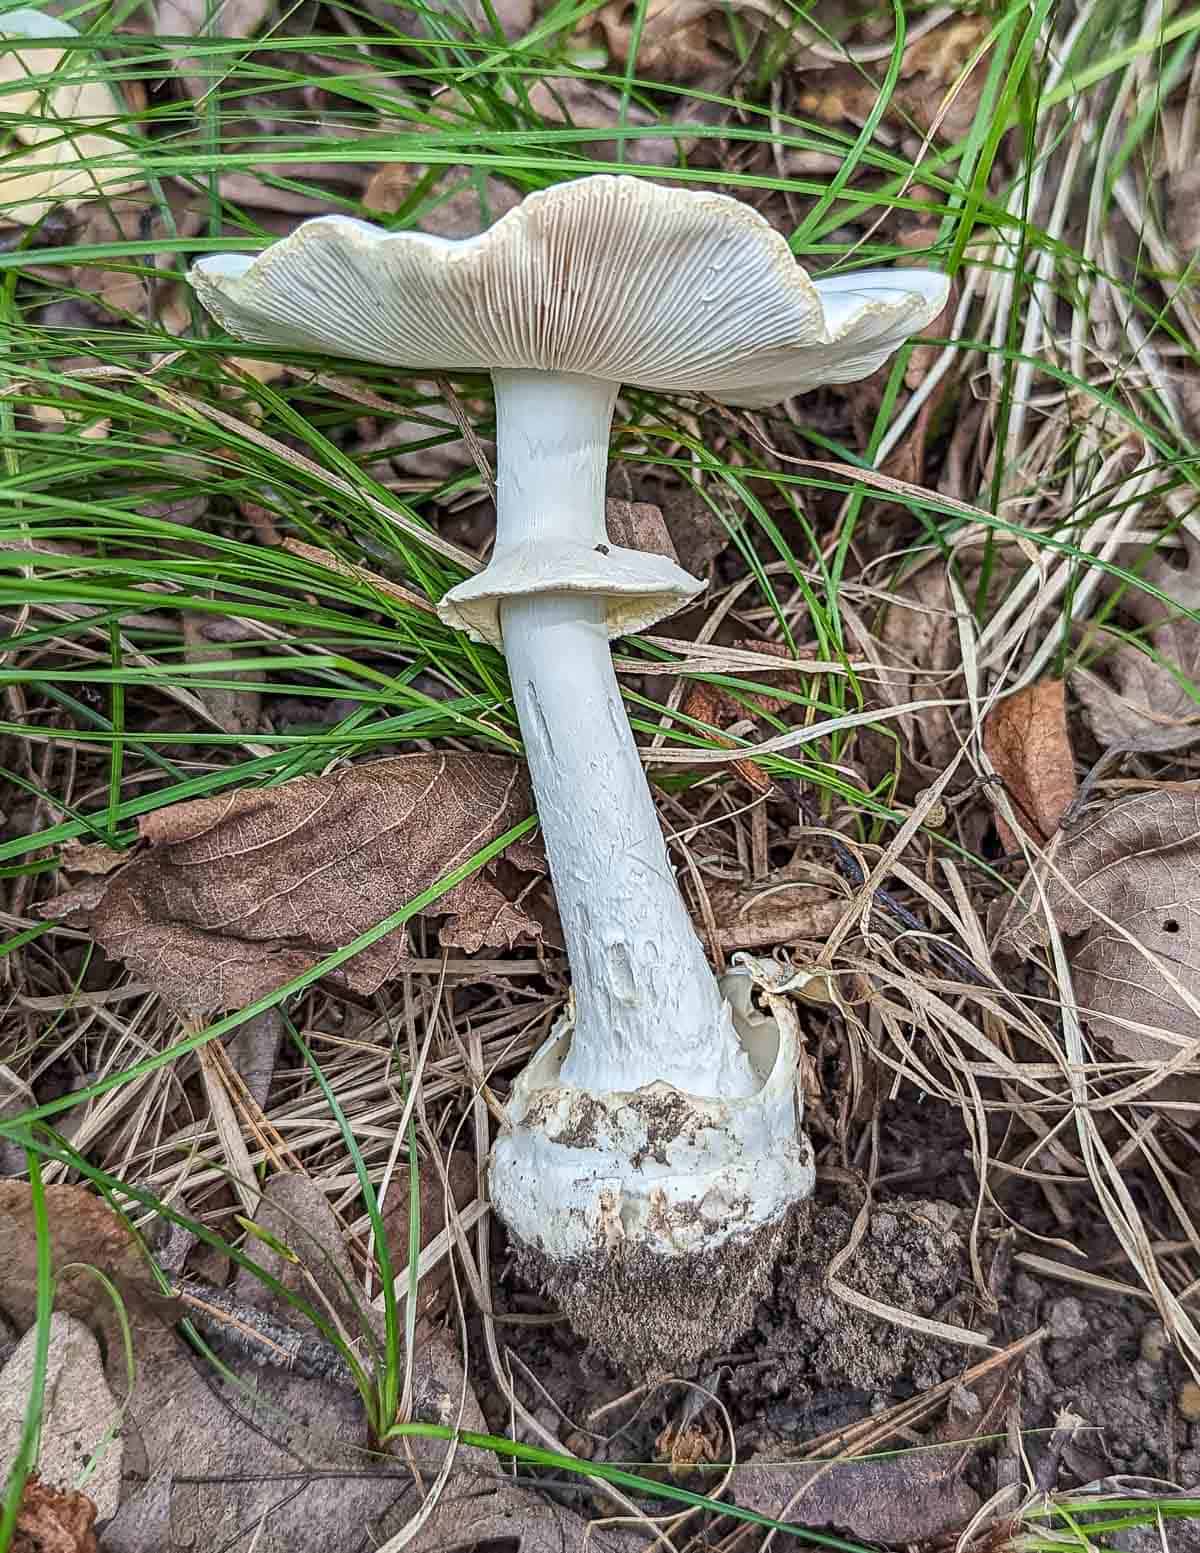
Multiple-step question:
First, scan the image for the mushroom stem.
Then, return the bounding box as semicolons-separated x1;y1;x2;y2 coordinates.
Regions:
492;369;615;552
494;369;753;1098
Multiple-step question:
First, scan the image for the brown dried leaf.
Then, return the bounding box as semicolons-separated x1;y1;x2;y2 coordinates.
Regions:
982;679;1077;848
795;14;991;144
378;1151;477;1321
596;0;720;81
1168;163;1200;257
679;644;814;796
211;170;346;218
840;268;953;489
155;0;272;102
708;875;843;952
11;1473;98;1553
0;1316;122;1523
995;790;1200;1070
180;614;263;737
1075;540;1200;753
101;1307;495;1551
157;0;269;40
873;562;961;772
882;393;938;489
604;498;678;562
734;1444;979;1541
66;196;203;324
0;1182;173;1336
609;465;732;576
366;0;532;43
59;841;126;876
45;755;542;1014
595;0;790;80
401;1480;642;1553
362;163;521;235
524;77;681;166
232;1172;364;1332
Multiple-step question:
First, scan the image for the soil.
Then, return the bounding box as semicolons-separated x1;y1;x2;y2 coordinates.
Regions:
472;1091;1200;1537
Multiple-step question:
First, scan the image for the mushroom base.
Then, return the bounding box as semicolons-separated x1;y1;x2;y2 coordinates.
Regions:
505;1207;797;1376
489;962;816;1369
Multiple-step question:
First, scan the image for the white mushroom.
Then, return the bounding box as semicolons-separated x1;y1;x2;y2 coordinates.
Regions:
190;175;949;1371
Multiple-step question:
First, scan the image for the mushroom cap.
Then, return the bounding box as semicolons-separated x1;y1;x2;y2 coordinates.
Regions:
190;175;948;409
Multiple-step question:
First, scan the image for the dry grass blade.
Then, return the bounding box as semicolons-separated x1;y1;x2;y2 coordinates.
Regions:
281;538;438;615
196;1034;261;1218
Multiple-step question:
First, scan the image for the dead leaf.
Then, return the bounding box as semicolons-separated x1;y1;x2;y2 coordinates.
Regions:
0;12;144;225
100;1306;493;1550
983;680;1077;848
378;1152;477;1321
639;477;732;576
11;1472;98;1553
995;790;1200;1072
45;755;542;1013
595;0;781;81
358;392;483;483
1075;539;1200;753
401;1480;643;1553
524;77;685;166
843;372;921;481
225;354;288;388
604;498;678;562
64;195;203;323
155;0;271;103
734;1444;979;1541
32;1170;504;1552
708;875;843;952
0;1315;122;1523
871;561;962;776
180;615;263;737
233;1172;365;1337
362;162;521;236
0;1182;173;1336
795;14;991;145
678;644;812;795
1168;163;1200;257
0;1067;34;1177
840;267;953;492
29;400;110;440
224;1007;284;1114
59;841;125;876
365;0;532;44
214;167;368;219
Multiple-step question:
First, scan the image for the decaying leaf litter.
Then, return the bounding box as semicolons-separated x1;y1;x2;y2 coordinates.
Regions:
3;0;1200;1548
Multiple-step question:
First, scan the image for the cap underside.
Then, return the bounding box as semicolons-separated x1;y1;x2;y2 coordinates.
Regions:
190;175;950;408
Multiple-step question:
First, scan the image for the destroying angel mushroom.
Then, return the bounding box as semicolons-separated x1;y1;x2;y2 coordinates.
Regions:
190;175;948;1372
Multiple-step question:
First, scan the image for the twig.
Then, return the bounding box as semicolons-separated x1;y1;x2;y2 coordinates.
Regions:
175;1275;358;1390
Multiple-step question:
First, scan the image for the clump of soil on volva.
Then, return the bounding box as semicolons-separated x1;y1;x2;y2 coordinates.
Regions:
507;1207;794;1377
